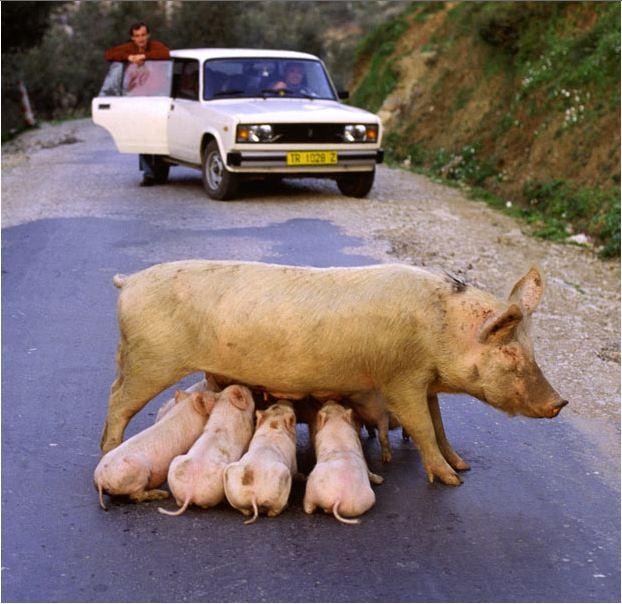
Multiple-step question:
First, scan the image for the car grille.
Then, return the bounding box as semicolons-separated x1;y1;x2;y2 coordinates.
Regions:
271;123;346;143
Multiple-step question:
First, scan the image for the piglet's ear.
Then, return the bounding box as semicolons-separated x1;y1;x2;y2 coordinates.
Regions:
228;386;249;410
342;408;355;426
255;410;266;428
316;410;327;431
286;412;296;433
174;390;184;404
478;303;523;344
200;391;217;414
190;392;210;416
508;266;544;315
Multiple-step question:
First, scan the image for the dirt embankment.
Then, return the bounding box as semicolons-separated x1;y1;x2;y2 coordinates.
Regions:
351;2;620;250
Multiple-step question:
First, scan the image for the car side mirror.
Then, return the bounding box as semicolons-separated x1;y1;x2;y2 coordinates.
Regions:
338;90;349;100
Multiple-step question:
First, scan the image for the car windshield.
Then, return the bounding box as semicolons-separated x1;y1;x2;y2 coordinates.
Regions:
203;58;336;101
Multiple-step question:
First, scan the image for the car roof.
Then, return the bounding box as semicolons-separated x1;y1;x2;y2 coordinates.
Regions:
170;48;321;62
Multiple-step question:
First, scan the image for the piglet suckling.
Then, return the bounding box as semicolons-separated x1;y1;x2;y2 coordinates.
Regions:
93;389;213;510
303;401;383;525
155;374;220;423
158;385;255;516
223;401;299;524
348;391;403;463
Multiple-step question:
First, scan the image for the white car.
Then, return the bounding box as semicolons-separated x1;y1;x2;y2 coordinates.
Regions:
92;48;383;200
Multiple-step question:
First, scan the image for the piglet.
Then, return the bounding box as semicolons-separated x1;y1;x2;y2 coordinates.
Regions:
223;401;299;524
93;389;212;510
155;373;220;423
158;385;255;516
348;391;402;463
303;401;383;525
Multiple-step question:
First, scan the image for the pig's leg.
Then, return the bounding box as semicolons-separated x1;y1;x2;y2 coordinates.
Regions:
428;394;470;472
383;383;461;486
101;360;187;452
377;414;392;463
129;489;170;503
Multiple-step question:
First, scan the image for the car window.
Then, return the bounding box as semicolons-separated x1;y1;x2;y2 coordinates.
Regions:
172;59;200;101
203;58;336;101
98;61;172;97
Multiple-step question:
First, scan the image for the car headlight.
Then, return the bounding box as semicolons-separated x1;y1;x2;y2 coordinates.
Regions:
344;124;378;143
236;124;274;143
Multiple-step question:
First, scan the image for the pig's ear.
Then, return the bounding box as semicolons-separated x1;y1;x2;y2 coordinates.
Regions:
190;392;210;416
286;412;296;433
174;390;184;404
478;304;523;343
508;266;544;315
255;410;266;428
316;410;327;431
342;408;355;426
228;386;249;410
200;391;217;414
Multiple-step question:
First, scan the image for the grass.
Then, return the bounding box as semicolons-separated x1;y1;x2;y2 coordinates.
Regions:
350;11;410;112
356;1;620;259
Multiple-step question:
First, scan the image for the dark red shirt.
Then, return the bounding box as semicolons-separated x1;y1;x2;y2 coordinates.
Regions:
104;39;170;62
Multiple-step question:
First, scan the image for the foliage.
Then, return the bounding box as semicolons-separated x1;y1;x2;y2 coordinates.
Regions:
350;12;410;112
352;1;620;257
1;1;397;137
1;1;61;51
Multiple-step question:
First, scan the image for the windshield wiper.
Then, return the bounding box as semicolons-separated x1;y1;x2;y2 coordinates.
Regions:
260;88;315;100
213;89;245;97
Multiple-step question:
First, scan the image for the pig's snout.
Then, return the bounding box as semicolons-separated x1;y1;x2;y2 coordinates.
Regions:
545;399;568;418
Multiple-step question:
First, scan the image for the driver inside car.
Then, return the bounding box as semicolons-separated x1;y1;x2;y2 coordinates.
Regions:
271;62;315;96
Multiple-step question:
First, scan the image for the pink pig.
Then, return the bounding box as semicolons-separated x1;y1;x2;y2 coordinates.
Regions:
158;385;255;516
223;401;299;524
304;401;383;524
93;389;212;509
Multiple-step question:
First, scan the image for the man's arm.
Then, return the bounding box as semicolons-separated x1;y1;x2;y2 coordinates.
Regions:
143;40;170;60
104;42;134;62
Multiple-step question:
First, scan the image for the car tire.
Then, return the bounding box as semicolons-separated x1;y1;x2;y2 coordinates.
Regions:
336;170;375;198
202;140;239;200
153;157;170;184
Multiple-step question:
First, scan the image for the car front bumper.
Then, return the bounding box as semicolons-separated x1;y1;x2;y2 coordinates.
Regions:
225;149;383;172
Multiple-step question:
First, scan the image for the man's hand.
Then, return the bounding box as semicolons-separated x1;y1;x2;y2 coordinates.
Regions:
128;54;146;65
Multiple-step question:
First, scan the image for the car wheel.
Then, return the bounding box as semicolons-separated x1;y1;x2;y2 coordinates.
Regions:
336;170;375;198
153;157;170;184
202;140;239;200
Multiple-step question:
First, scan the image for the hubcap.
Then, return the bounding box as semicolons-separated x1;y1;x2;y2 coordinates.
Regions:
207;151;223;189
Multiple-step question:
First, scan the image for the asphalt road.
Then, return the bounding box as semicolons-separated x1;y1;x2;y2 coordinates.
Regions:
2;152;620;602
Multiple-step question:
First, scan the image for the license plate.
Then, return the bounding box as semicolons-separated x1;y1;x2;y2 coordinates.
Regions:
286;151;337;166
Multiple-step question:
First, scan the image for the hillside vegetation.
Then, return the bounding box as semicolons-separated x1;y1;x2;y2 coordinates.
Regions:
351;1;620;257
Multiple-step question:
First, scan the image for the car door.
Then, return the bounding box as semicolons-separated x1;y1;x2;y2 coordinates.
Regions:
167;58;203;164
91;60;172;154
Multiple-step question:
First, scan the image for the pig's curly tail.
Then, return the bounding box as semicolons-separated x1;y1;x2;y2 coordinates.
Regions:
332;501;360;525
98;482;108;511
158;496;191;517
244;497;259;525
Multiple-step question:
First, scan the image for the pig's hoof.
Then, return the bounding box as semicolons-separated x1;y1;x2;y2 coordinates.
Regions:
425;463;462;486
381;450;392;464
443;450;471;472
133;489;170;502
452;458;471;472
100;438;120;454
368;472;384;485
